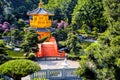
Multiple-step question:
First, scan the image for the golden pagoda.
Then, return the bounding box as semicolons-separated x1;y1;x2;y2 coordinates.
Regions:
27;0;54;41
27;0;65;58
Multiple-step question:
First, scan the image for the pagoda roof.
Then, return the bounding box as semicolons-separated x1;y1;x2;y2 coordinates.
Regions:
27;8;54;16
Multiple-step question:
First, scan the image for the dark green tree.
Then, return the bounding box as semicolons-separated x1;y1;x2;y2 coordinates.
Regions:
10;29;24;43
0;1;3;14
76;0;120;79
44;0;77;23
65;32;81;54
0;59;40;80
21;30;39;52
0;40;10;64
52;29;67;41
72;0;107;32
81;23;91;34
53;8;64;22
21;29;47;52
17;19;25;30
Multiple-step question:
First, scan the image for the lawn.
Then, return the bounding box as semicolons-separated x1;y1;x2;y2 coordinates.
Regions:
7;50;25;58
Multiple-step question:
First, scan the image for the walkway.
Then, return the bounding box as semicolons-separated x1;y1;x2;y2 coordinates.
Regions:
37;59;79;69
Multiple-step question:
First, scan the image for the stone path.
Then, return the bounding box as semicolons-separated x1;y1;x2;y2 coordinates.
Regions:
37;59;79;69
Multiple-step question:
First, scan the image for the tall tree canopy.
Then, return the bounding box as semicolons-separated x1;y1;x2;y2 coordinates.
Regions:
72;0;107;32
76;0;120;79
44;0;77;23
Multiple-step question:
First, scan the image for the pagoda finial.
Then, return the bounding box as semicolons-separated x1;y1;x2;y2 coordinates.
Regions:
39;0;43;8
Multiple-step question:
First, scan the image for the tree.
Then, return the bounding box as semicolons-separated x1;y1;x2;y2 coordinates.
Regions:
0;1;3;14
81;23;91;34
3;5;14;22
10;29;24;43
21;29;48;52
21;30;39;52
72;0;107;32
44;0;77;23
0;0;39;22
65;32;81;54
0;59;40;80
76;0;120;79
52;29;67;41
103;0;120;26
0;40;10;64
17;19;25;30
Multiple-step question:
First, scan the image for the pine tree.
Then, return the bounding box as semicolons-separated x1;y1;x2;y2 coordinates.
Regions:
76;0;120;79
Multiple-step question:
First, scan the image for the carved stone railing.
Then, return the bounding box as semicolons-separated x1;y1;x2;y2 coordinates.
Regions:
30;68;82;80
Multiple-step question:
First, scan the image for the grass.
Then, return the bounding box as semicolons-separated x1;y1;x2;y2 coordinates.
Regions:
7;50;25;58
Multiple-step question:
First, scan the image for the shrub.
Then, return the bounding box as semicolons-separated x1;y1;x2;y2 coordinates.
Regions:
0;59;40;80
28;53;36;60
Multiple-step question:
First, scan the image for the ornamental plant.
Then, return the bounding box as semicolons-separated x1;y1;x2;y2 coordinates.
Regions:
0;59;40;80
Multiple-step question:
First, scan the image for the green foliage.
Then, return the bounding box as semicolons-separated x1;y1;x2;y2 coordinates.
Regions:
81;23;91;34
72;0;107;32
11;29;24;41
0;40;7;54
3;6;14;21
21;29;48;52
17;19;25;29
0;59;40;80
44;0;77;23
111;36;120;46
92;27;99;36
115;58;120;68
52;29;67;41
0;0;37;23
67;53;81;60
65;32;81;54
21;30;39;52
77;43;115;79
27;53;36;60
81;41;92;49
7;50;24;58
0;0;119;79
3;29;24;43
77;0;120;79
103;0;120;24
0;78;3;80
0;40;10;64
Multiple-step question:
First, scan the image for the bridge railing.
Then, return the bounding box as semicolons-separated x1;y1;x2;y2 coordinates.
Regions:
30;68;81;80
